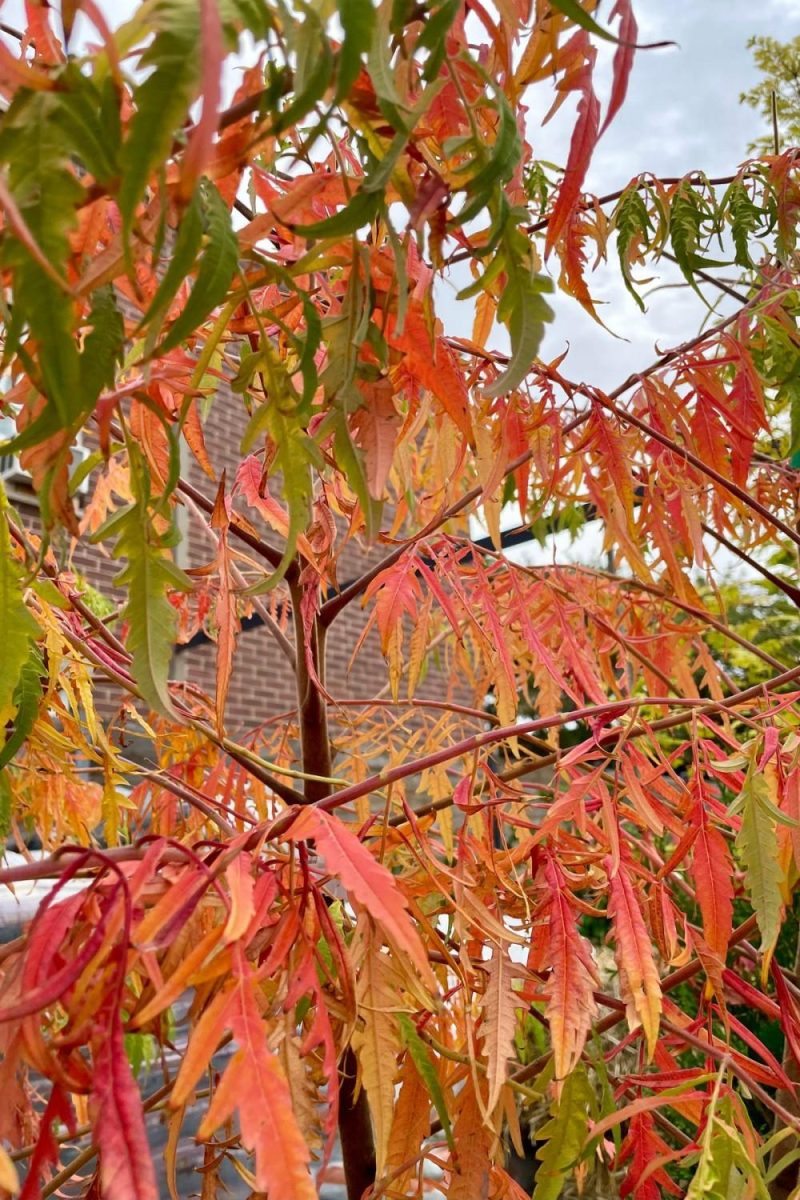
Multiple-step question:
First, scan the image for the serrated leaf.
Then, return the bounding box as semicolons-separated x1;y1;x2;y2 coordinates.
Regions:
457;93;521;226
544;859;599;1083
351;926;402;1175
119;3;201;233
156;180;238;355
0;646;43;772
81;285;125;404
692;798;734;961
288;808;434;984
108;484;190;717
0;488;38;715
480;947;519;1111
92;1012;158;1200
52;67;121;187
736;768;784;975
396;1013;453;1150
0;90;82;424
242;388;316;591
607;861;662;1058
484;268;553;398
196;954;317;1200
533;1064;594;1200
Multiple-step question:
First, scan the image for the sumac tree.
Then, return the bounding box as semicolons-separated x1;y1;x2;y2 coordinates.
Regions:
0;3;799;1199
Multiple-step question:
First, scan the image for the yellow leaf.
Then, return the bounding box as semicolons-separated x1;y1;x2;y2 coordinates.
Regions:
0;1146;19;1196
351;922;403;1175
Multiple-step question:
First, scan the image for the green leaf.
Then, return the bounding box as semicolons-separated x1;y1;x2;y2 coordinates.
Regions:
735;767;784;962
118;1;201;233
275;6;334;133
139;187;204;341
613;184;652;311
417;0;461;81
330;408;383;541
242;354;319;590
0;646;43;772
686;1090;770;1200
52;68;121;187
547;0;648;47
396;1014;454;1150
368;0;412;130
0;773;11;842
106;463;191;716
0;486;38;716
456;94;521;226
81;286;125;405
337;0;376;100
0;91;82;425
294;189;381;239
155;181;239;355
532;1064;594;1200
484;264;554;398
723;179;762;269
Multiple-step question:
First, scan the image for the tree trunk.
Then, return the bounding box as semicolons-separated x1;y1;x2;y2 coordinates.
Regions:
292;585;377;1200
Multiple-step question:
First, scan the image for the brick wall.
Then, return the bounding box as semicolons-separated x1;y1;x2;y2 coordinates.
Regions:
6;369;473;743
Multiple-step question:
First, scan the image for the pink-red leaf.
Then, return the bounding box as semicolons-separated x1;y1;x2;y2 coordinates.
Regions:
92;1013;158;1200
545;52;600;252
600;0;638;136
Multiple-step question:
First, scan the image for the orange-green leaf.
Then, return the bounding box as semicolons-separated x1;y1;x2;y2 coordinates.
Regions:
607;860;662;1058
352;923;402;1175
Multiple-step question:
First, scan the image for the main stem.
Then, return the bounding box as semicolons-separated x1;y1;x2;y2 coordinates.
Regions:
290;581;376;1199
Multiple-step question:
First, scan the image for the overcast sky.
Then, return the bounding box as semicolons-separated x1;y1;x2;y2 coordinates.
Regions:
527;0;800;389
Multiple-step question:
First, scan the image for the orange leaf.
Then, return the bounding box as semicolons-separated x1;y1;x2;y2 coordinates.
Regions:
480;946;519;1111
448;1082;491;1200
386;306;474;444
386;1056;431;1189
287;808;434;985
607;860;662;1058
545;47;599;253
197;952;316;1200
223;851;256;943
691;797;733;960
544;859;599;1083
171;988;233;1107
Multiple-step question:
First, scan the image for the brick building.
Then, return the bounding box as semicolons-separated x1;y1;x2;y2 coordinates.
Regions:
170;367;399;733
2;368;439;741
